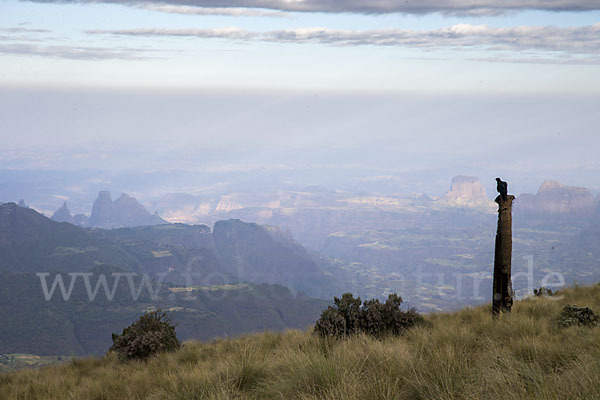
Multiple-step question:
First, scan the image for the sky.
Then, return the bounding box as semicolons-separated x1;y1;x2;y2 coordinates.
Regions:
1;0;599;201
2;0;600;91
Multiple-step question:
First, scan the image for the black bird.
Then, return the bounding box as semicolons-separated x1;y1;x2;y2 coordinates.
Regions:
496;178;508;201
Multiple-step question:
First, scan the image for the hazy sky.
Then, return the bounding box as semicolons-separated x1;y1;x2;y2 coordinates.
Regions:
1;0;599;197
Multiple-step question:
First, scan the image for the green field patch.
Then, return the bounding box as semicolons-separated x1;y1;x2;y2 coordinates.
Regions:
168;283;250;293
358;241;399;250
151;250;173;258
51;246;98;256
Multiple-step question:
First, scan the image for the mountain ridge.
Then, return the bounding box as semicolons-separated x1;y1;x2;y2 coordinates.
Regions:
0;203;335;355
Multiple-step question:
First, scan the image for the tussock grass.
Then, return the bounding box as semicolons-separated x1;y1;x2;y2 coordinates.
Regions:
2;284;600;399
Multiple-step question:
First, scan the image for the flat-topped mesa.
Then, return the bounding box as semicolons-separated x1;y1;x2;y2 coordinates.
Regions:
516;180;595;218
443;176;490;205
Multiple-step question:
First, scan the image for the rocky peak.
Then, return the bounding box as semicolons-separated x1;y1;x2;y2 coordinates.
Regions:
114;193;137;207
90;191;166;229
90;191;118;228
51;201;75;224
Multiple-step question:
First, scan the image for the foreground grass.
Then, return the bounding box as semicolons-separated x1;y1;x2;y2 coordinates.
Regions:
2;284;600;400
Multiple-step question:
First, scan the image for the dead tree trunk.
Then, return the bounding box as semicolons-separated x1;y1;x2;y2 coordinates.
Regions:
492;194;515;317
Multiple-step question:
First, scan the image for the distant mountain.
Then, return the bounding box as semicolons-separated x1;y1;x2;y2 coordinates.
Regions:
515;180;596;221
51;202;90;226
0;203;333;355
2;202;337;294
0;203;105;273
441;176;492;207
51;191;167;229
51;201;75;224
153;177;495;230
89;191;166;229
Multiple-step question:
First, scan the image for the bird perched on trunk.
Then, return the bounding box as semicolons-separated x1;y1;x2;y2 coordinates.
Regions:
496;178;508;201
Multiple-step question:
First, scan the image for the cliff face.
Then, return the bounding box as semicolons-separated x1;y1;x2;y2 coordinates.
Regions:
442;176;490;206
212;219;334;298
515;180;596;219
89;191;117;227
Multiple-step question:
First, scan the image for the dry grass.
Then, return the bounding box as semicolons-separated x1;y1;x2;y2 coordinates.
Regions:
2;284;600;400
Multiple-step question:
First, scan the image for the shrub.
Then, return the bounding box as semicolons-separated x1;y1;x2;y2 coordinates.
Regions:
314;293;423;338
533;287;554;297
314;306;347;338
558;304;599;328
109;310;180;360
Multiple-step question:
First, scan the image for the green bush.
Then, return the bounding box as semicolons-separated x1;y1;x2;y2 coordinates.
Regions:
109;310;180;360
314;293;423;338
558;304;599;328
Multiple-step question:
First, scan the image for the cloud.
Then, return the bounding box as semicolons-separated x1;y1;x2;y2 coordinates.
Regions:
0;25;160;60
139;4;288;17
0;26;53;42
0;27;51;33
86;27;255;40
0;43;155;60
470;55;600;65
89;23;600;56
23;0;600;15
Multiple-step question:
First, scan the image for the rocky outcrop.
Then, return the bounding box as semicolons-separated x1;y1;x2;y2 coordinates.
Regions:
442;176;490;206
515;180;595;219
89;191;117;228
51;202;75;224
89;191;166;229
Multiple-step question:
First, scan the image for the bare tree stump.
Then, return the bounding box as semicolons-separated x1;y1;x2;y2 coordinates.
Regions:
492;194;515;317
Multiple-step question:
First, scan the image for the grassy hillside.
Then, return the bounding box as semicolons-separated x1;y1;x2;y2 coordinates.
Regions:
0;270;328;356
2;284;600;399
